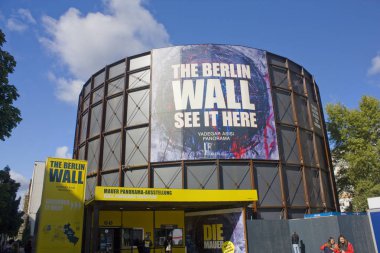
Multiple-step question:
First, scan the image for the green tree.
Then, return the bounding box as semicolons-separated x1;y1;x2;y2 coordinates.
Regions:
0;29;22;141
326;96;380;211
0;166;24;237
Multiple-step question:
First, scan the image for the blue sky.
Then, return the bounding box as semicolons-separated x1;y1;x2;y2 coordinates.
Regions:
1;0;380;196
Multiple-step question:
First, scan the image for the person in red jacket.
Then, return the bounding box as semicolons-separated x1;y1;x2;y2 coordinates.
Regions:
338;235;354;253
320;237;340;253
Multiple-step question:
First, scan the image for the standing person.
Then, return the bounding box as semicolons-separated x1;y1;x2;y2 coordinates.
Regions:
164;235;173;253
338;235;354;253
320;237;339;253
291;232;300;253
143;233;152;253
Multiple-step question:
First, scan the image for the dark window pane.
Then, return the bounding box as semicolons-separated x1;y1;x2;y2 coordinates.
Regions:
300;130;316;166
270;66;289;89
86;176;97;200
127;89;149;126
80;113;88;144
94;71;105;88
295;95;310;129
92;86;104;104
101;172;119;187
279;126;300;164
102;132;121;171
89;104;103;138
108;77;125;96
125;127;149;166
109;62;125;79
105;96;123;132
87;138;100;174
291;72;304;94
220;164;251;189
272;90;294;125
153;166;182;189
128;70;150;89
254;164;282;206
283;166;305;206
315;136;328;169
124;168;148;188
129;55;150;71
187;164;218;189
267;54;286;67
306;168;322;207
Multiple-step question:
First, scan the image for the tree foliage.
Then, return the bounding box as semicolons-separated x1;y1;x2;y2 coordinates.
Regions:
0;166;24;237
326;96;380;211
0;29;22;141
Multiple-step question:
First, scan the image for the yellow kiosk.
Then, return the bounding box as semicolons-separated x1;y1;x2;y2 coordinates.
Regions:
84;187;257;253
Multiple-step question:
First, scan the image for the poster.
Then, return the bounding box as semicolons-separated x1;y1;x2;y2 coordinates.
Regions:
35;157;87;253
151;44;278;162
185;209;246;253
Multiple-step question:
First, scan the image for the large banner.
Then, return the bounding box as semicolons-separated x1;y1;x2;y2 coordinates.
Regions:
151;45;278;162
185;209;246;253
35;158;87;253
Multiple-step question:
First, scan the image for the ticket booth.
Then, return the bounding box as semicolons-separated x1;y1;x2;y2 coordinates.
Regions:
84;187;257;253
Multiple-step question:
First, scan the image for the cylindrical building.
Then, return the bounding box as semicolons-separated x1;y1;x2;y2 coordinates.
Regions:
73;44;338;252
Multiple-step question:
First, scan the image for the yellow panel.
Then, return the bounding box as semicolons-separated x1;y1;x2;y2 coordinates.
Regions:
36;157;87;253
99;211;121;227
95;187;257;202
122;211;154;241
155;211;184;228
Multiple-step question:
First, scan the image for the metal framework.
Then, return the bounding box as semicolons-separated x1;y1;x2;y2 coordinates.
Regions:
73;46;339;219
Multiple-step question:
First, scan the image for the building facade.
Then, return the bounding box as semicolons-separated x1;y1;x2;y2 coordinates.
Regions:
73;44;338;252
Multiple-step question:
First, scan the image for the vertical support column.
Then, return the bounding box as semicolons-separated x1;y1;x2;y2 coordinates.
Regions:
277;162;288;219
84;205;93;253
287;61;311;214
97;67;108;187
120;59;129;186
91;204;100;253
266;53;289;219
314;83;339;211
216;159;220;189
250;160;257;216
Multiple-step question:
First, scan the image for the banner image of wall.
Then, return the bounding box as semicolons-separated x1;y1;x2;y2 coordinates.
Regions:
185;209;246;253
35;157;87;253
151;44;278;162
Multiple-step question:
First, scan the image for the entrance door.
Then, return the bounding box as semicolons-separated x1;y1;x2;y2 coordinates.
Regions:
99;228;114;253
99;228;121;253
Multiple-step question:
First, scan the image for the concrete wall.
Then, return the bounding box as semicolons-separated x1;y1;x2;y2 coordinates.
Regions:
27;161;45;236
246;215;376;253
246;220;292;253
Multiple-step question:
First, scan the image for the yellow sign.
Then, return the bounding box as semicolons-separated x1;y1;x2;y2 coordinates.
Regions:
35;157;87;253
94;187;257;202
222;241;235;253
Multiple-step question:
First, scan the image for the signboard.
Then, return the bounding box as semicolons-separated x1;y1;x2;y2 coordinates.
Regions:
151;44;278;162
94;187;257;202
185;209;246;253
35;158;87;253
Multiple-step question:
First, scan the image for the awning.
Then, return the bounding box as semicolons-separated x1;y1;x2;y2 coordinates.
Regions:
85;187;257;211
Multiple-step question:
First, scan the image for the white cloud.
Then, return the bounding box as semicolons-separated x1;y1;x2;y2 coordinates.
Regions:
18;9;36;24
6;8;36;32
10;170;30;193
7;18;28;32
55;146;72;159
48;73;83;104
368;54;380;76
41;0;170;104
